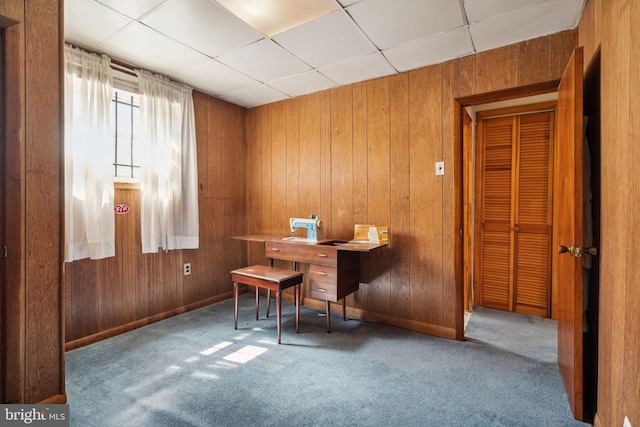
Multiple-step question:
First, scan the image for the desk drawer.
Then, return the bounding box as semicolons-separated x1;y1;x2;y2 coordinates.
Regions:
265;241;337;267
309;280;337;301
309;265;337;283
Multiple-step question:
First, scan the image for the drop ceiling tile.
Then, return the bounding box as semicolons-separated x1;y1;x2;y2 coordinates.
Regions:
65;0;132;49
469;0;583;52
346;0;465;50
464;0;547;24
273;11;376;68
268;71;337;97
98;22;205;79
172;59;260;96
318;53;397;86
141;0;263;58
384;27;473;72
217;39;311;83
97;0;168;19
338;0;361;6
220;84;290;108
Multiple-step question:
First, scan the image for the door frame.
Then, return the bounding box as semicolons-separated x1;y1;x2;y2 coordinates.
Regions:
454;81;560;324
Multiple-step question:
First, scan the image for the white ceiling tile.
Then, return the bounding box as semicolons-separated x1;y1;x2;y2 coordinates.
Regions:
273;11;376;68
172;59;260;96
98;22;205;79
384;27;473;72
220;84;290;108
318;53;397;86
346;0;465;50
338;0;361;6
469;0;583;52
97;0;168;19
65;0;132;49
268;71;337;97
217;39;311;83
463;0;547;24
141;0;263;58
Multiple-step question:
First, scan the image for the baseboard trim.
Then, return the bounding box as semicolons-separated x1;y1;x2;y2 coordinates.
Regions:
65;290;239;351
302;297;459;340
39;393;67;404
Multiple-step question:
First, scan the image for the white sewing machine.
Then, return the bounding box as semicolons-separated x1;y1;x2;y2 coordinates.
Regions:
285;216;323;242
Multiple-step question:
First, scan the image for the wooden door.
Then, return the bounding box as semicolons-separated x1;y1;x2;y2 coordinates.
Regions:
552;48;584;421
475;109;554;317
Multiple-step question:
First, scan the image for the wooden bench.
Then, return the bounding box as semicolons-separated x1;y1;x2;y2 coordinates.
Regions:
231;265;303;344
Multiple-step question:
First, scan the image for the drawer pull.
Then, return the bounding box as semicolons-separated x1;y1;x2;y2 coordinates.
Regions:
317;253;328;258
271;248;280;252
317;288;327;293
318;271;327;276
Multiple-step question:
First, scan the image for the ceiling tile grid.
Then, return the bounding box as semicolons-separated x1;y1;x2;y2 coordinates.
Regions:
65;0;587;108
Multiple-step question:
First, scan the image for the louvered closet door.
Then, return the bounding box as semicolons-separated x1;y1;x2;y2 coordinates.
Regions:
476;111;554;317
477;116;515;311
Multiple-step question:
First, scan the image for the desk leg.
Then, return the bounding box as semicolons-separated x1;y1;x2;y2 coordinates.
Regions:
255;286;260;320
295;284;300;333
234;282;239;330
343;298;346;321
276;289;282;344
326;300;331;333
266;259;274;318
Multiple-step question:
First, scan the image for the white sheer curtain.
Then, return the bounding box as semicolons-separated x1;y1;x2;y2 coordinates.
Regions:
64;44;115;261
136;69;199;253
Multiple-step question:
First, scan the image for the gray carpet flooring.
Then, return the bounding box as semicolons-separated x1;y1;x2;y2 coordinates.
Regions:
65;295;591;427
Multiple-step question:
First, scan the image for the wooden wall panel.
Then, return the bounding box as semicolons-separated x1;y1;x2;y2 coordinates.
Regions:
519;37;550;85
366;78;391;315
298;93;322;217
271;101;288;236
352;82;368;309
459;55;476;97
441;60;460;328
330;86;353;240
550;30;578;79
389;73;411;319
408;65;444;325
286;99;300;221
320;90;333;236
476;45;518;93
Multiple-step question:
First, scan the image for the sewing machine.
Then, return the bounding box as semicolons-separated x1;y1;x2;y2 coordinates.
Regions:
287;216;323;242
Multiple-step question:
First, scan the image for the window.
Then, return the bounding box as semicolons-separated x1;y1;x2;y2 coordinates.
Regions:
111;88;141;182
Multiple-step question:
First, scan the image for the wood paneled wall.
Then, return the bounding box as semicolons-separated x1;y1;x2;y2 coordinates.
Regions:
64;93;247;347
1;0;64;403
245;30;576;337
579;1;640;426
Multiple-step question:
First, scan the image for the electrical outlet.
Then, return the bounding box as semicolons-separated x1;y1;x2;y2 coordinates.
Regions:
624;416;632;427
435;161;445;176
184;263;191;276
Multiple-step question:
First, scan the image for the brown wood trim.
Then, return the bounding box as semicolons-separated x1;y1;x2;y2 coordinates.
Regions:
39;393;67;404
114;181;141;190
65;291;239;351
302;298;459;340
457;80;560;106
476;101;558;120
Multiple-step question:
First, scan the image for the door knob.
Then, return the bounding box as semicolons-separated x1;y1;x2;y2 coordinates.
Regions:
514;226;520;232
557;244;574;255
584;246;598;256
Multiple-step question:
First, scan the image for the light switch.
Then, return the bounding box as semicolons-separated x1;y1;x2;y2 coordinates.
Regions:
435;161;445;176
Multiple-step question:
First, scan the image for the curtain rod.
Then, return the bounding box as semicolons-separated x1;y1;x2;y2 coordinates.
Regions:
110;60;137;78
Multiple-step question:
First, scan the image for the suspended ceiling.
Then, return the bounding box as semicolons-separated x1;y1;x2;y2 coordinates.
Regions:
65;0;586;108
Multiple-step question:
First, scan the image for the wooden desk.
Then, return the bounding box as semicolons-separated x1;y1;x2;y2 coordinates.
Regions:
233;234;385;332
231;265;303;344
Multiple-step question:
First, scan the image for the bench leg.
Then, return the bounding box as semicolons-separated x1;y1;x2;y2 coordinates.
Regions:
276;290;282;344
234;282;239;329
